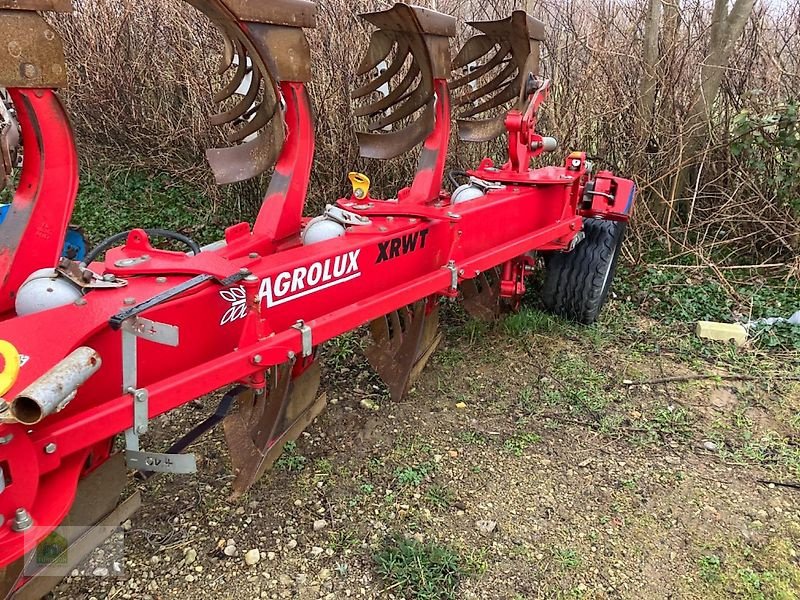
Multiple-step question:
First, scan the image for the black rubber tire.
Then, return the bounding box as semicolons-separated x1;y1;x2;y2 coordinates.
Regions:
540;219;626;324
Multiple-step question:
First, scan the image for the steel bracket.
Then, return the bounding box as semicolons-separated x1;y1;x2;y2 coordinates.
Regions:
120;317;195;474
444;261;458;290
292;320;313;357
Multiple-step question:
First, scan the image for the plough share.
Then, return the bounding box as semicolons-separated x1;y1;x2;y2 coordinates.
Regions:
0;1;634;595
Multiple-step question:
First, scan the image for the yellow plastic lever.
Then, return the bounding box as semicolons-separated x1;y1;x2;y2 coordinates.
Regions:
348;172;371;200
0;340;20;397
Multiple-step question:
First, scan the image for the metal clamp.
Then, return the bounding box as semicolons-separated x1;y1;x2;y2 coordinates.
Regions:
565;231;585;252
323;204;371;227
444;261;458;290
292;320;313;357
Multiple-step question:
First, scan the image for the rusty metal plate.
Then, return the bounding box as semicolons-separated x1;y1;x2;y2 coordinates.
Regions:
221;0;316;28
248;23;312;83
461;268;502;321
224;361;324;496
0;10;66;88
0;1;71;11
361;4;455;38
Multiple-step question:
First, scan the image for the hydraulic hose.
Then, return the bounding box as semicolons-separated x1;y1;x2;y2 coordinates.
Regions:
84;228;201;265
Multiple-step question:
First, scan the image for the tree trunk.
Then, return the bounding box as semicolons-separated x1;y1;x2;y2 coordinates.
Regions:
640;0;662;132
677;0;756;207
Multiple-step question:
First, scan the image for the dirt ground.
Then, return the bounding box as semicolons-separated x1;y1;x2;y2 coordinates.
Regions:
56;298;800;600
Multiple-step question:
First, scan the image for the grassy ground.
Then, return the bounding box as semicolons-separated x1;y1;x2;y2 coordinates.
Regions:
54;259;800;599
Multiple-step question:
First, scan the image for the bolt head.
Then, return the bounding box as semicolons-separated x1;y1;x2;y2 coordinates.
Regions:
252;354;263;364
44;443;57;454
123;297;136;306
156;277;167;284
136;425;147;435
11;508;32;532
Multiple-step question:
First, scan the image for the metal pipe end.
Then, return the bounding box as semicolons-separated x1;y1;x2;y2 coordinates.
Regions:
10;396;42;425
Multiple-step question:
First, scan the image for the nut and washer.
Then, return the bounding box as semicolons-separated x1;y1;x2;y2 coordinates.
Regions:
11;508;33;532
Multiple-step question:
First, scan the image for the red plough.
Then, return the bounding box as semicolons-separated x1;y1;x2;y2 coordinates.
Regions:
0;1;634;594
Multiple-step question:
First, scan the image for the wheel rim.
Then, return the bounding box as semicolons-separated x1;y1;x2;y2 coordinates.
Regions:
600;245;618;294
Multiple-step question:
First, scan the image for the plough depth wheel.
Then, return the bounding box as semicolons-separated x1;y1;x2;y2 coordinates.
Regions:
540;220;627;325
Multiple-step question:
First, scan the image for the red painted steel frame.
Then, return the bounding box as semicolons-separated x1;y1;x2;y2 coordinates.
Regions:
0;74;635;570
0;89;79;318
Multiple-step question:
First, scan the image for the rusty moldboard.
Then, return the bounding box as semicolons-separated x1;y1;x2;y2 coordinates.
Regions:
461;267;503;321
224;361;325;496
451;10;545;142
366;298;441;402
183;0;315;184
353;4;455;160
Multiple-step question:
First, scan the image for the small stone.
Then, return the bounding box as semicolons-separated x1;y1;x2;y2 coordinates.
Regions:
223;544;237;557
286;539;298;550
455;402;467;409
703;441;718;452
279;574;294;586
184;548;197;565
664;455;681;465
92;567;109;577
313;519;328;531
475;520;497;536
448;450;458;458
360;398;379;411
121;520;132;531
245;549;261;566
267;551;277;561
185;574;195;583
311;546;324;556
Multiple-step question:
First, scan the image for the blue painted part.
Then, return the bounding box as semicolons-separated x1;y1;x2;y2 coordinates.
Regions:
623;185;636;214
0;204;87;260
63;227;88;261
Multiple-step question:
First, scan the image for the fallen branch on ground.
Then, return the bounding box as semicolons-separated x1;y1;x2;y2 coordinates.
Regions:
623;374;800;386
